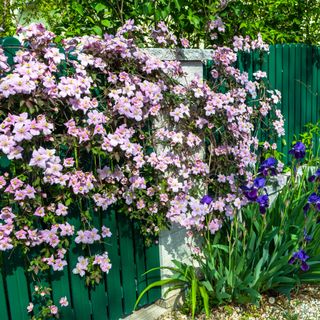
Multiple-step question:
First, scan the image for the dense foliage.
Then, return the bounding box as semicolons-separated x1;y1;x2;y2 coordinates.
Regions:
1;0;320;45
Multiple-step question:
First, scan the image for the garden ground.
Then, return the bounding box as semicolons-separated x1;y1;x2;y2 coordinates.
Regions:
159;285;320;320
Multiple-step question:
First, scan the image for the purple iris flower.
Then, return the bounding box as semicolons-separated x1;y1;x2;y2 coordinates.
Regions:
301;261;310;271
242;186;258;201
256;194;269;214
308;169;320;182
297;250;310;261
289;142;306;159
253;177;266;189
200;195;213;205
288;256;296;264
308;193;320;204
305;193;320;212
289;249;310;271
309;175;316;182
258;157;277;176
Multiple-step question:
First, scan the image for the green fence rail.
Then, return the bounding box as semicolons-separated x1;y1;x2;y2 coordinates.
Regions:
204;44;320;162
0;37;161;320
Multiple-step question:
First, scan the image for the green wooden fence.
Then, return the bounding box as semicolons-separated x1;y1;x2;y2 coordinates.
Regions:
0;38;161;320
0;205;161;320
204;44;320;162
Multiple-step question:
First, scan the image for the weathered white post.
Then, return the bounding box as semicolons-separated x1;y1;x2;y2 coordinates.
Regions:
145;48;213;305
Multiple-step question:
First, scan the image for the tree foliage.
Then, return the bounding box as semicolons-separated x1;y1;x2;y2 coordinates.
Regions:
1;0;320;46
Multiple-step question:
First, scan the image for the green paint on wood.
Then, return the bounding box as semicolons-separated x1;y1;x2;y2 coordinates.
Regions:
1;37;20;65
104;208;123;320
275;44;283;152
118;213;137;315
134;223;148;307
51;270;75;319
282;44;289;157
145;243;161;303
90;206;108;320
0;156;10;169
4;252;30;320
288;44;296;153
295;45;302;143
68;207;92;320
301;45;307;140
0;269;9;320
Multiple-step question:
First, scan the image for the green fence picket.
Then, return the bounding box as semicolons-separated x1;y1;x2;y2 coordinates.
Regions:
51;269;75;319
260;47;269;143
118;213;137;315
294;45;302;142
4;253;30;320
288;44;295;152
301;45;307;137
90;207;108;320
0;268;9;320
282;44;289;156
275;44;283;152
68;209;92;320
90;283;107;320
311;46;318;137
1;37;20;65
134;224;148;307
103;208;123;320
145;243;161;303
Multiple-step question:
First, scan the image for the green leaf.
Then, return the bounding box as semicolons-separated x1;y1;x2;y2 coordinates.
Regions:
273;276;296;284
101;19;111;27
141;264;183;277
211;244;229;253
239;22;247;29
94;3;106;13
173;0;181;11
92;26;103;36
72;2;84;15
202;280;214;292
134;278;179;310
191;277;198;319
199;285;210;317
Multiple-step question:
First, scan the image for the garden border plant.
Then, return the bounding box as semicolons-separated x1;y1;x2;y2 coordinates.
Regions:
136;139;320;319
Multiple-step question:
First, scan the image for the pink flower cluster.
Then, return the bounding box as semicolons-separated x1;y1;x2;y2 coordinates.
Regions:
152;21;178;46
27;284;68;317
42;249;68;271
0;113;53;159
208;16;225;40
233;34;269;52
73;252;111;276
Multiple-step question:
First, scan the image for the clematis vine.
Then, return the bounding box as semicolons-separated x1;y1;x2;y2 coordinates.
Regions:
0;19;284;295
